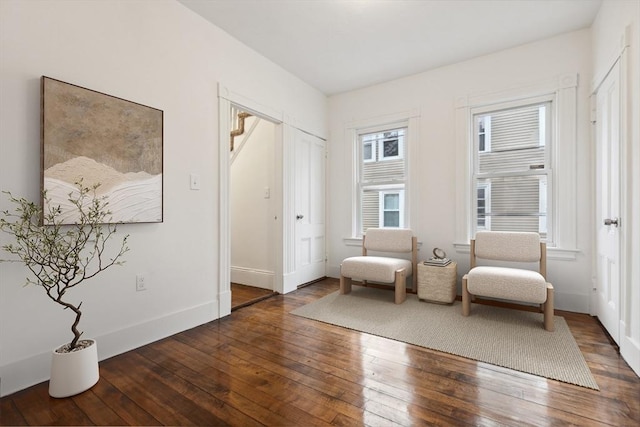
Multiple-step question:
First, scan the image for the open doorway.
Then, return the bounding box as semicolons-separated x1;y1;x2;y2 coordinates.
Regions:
229;107;279;309
217;84;326;317
217;86;287;318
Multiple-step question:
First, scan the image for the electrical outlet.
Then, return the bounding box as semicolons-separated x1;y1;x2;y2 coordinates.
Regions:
136;274;147;292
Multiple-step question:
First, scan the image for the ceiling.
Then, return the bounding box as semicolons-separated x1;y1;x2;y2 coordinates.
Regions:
178;0;602;95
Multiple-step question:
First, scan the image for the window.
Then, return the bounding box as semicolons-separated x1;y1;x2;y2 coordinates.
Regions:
476;183;491;230
363;140;375;163
478;116;491;152
379;191;405;228
472;101;552;239
358;126;407;234
455;74;579;256
381;134;402;160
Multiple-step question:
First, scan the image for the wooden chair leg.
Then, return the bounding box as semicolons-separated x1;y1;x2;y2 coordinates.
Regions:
340;275;352;295
462;275;471;316
544;283;554;331
395;269;406;304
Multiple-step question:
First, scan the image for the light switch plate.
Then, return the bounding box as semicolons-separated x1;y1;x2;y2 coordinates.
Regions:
190;173;201;190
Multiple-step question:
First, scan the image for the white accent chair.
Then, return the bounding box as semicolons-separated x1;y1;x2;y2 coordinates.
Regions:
462;231;554;331
340;228;417;304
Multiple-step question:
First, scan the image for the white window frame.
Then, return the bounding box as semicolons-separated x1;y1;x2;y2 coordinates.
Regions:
477;115;492;153
476;182;491;231
539;179;548;235
362;139;375;163
361;131;405;164
454;74;579;259
343;110;420;242
379;133;404;162
471;98;553;240
379;190;405;228
356;124;407;234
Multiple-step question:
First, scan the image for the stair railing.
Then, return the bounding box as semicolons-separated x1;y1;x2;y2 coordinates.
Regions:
230;107;252;152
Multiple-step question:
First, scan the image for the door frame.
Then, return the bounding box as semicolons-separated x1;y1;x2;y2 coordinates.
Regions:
218;84;288;317
590;27;638;375
592;59;622;342
590;37;630;318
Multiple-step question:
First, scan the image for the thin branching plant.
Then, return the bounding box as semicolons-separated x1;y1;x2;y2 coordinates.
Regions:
0;182;129;351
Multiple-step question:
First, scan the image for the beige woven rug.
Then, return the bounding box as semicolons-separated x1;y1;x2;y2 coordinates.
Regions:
291;286;598;390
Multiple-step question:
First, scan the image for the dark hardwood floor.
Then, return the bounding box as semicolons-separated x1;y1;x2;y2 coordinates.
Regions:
231;283;278;311
2;278;639;426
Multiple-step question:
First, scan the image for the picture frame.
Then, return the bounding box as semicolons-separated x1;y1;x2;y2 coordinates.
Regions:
41;76;163;224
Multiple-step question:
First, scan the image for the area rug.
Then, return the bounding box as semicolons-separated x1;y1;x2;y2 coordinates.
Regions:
291;286;599;390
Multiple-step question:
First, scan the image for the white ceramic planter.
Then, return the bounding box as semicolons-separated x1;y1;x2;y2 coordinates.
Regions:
49;339;99;398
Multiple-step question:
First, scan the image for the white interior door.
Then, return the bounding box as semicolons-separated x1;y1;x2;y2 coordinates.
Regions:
294;129;326;284
595;61;621;344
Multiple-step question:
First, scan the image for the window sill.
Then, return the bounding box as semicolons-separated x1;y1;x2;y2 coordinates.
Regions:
453;242;580;260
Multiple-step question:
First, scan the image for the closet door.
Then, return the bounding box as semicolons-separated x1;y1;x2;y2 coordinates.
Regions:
294;129;326;285
594;61;622;344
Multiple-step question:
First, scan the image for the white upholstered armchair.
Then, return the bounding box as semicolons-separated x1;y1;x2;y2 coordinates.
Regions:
462;231;554;331
340;228;417;304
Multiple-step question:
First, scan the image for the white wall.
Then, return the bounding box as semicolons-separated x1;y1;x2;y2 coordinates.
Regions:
591;0;640;375
327;29;593;312
230;118;277;289
0;0;326;396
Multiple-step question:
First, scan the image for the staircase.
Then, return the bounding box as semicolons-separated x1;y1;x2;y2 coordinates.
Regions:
230;107;252;152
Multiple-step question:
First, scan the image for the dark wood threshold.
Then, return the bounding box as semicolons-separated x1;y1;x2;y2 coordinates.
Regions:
297;276;328;289
231;291;278;312
230;283;277;311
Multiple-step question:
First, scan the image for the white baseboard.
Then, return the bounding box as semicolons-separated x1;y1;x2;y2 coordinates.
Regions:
553;291;590;313
230;266;274;290
282;271;297;294
0;300;219;397
219;289;232;318
620;321;640;377
0;352;50;399
327;264;341;279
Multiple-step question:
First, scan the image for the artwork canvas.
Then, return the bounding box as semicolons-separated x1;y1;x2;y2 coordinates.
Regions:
41;76;163;224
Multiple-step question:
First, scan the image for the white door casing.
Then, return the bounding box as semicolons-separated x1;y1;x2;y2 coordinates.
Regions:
218;85;285;314
294;129;326;285
594;61;621;344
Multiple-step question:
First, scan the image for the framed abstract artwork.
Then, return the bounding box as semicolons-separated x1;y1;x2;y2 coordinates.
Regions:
41;76;163;224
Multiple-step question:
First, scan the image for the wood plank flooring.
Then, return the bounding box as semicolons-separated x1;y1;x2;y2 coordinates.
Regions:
2;279;639;426
231;283;277;311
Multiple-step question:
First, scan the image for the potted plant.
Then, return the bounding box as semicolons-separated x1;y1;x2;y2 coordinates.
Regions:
0;181;129;398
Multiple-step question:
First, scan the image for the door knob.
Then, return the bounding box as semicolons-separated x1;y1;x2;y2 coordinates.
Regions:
296;214;304;220
604;217;619;227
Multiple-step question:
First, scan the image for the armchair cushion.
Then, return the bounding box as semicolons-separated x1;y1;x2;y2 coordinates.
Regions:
364;228;414;253
474;231;541;262
341;256;412;283
467;266;547;304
